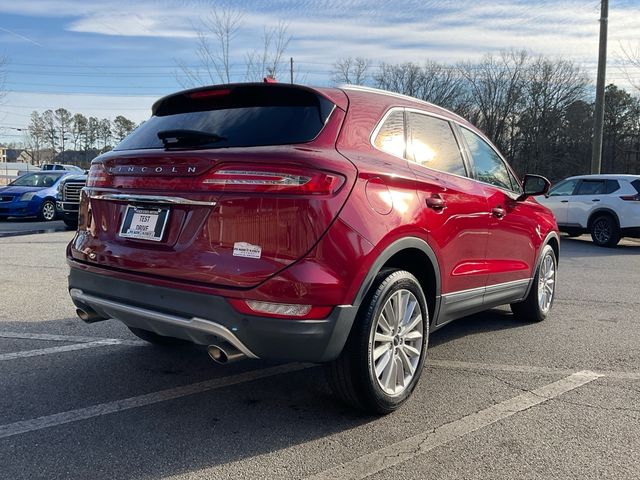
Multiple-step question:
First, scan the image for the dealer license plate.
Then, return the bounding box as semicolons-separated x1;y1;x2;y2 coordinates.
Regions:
119;206;169;242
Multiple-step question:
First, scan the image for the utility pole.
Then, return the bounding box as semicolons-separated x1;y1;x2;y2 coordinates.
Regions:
290;57;294;84
591;0;608;174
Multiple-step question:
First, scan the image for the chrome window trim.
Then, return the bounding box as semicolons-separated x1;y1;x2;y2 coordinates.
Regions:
368;105;524;197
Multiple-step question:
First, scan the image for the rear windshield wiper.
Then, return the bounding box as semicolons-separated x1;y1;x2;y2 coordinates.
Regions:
157;129;227;148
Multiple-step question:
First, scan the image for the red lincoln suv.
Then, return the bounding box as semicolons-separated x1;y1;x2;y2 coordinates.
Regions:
67;83;558;413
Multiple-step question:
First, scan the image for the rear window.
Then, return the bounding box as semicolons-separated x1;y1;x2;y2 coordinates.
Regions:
632;179;640;194
115;85;335;151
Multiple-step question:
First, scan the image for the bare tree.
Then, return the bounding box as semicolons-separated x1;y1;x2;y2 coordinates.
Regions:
458;50;530;152
113;115;137;142
619;41;640;92
84;117;100;151
245;22;291;81
98;118;112;150
42;110;58;153
54;108;72;153
177;6;243;86
372;61;470;114
516;57;589;174
25;111;46;165
332;57;370;85
177;8;294;86
71;113;87;151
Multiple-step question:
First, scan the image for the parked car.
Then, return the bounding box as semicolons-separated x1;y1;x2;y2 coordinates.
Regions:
537;174;640;247
0;171;68;221
67;83;558;413
56;174;87;229
41;164;85;173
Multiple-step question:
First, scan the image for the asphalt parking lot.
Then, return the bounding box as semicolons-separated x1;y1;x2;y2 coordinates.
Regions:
1;230;639;479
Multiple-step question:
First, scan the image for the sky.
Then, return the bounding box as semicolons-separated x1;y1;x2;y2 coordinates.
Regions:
1;0;640;146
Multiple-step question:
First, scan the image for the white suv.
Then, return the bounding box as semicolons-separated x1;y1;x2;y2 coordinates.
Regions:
538;174;640;247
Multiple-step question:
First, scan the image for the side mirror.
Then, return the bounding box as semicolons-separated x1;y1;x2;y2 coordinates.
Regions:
518;174;550;201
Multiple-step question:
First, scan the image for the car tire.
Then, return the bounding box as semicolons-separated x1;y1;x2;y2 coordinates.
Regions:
325;269;429;414
63;218;78;229
127;327;189;346
590;214;620;247
511;244;557;323
39;200;57;221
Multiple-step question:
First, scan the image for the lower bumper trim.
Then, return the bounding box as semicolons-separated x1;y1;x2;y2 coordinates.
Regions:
70;288;258;358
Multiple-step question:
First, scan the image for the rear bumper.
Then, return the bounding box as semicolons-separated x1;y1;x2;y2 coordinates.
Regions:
68;266;358;363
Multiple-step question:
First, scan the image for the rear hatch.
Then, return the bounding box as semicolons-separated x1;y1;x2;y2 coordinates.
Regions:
71;83;354;288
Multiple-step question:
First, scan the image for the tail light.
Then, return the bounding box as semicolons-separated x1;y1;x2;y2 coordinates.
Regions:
203;165;344;194
620;194;640;201
86;163;110;188
228;299;332;320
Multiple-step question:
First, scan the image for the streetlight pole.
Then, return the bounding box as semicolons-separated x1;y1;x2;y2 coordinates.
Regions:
591;0;608;174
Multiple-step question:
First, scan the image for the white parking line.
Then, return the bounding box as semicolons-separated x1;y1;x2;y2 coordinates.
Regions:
428;358;640;381
305;370;602;480
0;330;146;346
428;359;576;376
0;340;132;361
0;363;311;439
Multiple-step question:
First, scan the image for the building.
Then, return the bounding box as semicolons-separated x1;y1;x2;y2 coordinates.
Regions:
0;147;23;163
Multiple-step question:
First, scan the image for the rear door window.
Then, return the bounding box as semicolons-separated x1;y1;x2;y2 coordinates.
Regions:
407;112;467;176
605;180;620;194
373;110;406;158
576;180;606;195
115;86;335;151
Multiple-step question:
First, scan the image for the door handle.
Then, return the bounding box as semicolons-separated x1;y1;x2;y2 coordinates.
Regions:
492;207;506;218
592;199;600;202
560;200;569;203
426;195;446;210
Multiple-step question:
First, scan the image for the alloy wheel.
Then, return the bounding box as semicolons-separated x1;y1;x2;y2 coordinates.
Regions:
592;218;611;244
537;252;556;313
42;202;56;221
371;289;424;395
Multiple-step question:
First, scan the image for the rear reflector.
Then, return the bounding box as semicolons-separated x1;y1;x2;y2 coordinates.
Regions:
228;299;333;320
204;166;344;194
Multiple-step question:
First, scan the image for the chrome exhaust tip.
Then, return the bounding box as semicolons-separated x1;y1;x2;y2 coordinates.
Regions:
207;344;246;364
76;308;106;323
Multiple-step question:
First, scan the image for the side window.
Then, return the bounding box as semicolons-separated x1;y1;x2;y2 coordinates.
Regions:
373;110;405;158
605;180;620;194
460;127;513;191
632;179;640;194
548;179;578;197
576;180;606;195
407;113;466;176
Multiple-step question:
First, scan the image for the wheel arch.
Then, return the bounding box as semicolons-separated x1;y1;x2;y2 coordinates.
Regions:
352;237;441;325
521;231;560;300
587;208;620;230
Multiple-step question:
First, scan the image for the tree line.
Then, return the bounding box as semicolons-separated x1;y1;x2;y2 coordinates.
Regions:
25;109;137;165
332;51;640;181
